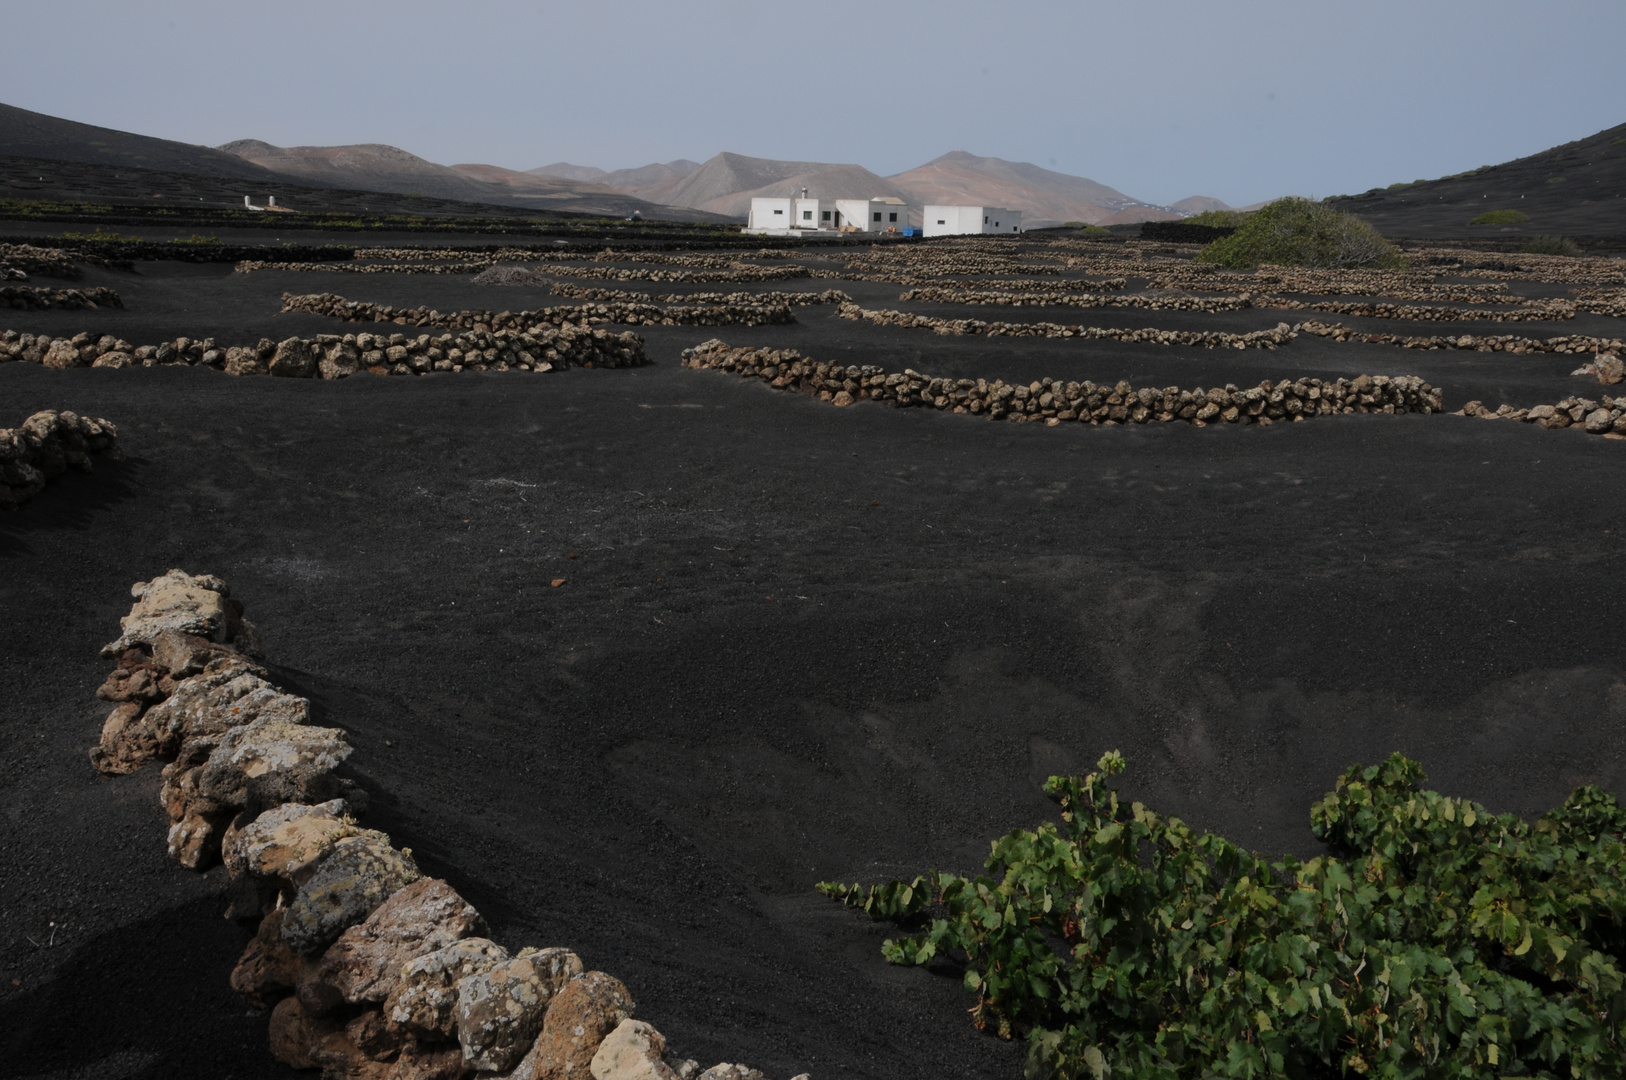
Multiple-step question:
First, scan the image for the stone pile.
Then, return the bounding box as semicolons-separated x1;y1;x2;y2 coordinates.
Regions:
1;326;646;376
680;339;1441;425
550;284;850;307
1457;394;1626;438
469;266;549;286
281;292;794;331
1570;353;1625;385
0;285;122;310
1295;320;1626;356
899;286;1252;313
837;302;1297;349
90;571;806;1080
0;242;83;279
0;408;122;507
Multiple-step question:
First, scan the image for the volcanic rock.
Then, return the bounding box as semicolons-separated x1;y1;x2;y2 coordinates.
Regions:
100;569;247;657
230;907;302;1009
385;937;511;1038
509;971;634;1080
195;718;351;810
456;948;584;1072
281;835;422;955
589;1020;678;1080
316;878;488;1005
222;798;363;883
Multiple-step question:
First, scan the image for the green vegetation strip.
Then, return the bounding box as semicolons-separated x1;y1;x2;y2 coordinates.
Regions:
823;752;1626;1079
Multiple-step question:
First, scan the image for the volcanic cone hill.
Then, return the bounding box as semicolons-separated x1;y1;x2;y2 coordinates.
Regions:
1330;121;1626;240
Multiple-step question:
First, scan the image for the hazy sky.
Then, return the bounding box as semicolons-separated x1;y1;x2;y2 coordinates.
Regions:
5;0;1623;207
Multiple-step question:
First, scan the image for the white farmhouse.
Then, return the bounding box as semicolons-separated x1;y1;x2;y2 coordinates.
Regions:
923;205;1022;237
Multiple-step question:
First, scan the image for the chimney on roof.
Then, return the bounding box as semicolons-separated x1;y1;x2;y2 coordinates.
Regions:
801;187;808;200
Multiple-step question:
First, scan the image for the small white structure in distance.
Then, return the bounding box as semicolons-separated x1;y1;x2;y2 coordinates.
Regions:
923;205;1022;237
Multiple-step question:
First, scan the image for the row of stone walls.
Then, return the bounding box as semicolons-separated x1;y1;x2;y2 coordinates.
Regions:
91;571;803;1080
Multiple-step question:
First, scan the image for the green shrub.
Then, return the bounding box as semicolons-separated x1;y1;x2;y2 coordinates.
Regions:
1522;235;1581;256
821;751;1626;1080
1469;209;1531;226
1191;197;1405;270
1063;222;1109;234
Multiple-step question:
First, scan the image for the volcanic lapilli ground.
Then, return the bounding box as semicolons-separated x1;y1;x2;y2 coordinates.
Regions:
1;230;1624;1080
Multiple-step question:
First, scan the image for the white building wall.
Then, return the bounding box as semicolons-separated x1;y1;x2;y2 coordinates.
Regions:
793;197;834;229
833;199;871;232
748;197;793;230
922;205;1023;236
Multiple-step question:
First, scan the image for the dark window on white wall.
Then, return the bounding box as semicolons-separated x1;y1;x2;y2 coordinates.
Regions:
888;212;897;222
822;211;831;220
873;212;882;221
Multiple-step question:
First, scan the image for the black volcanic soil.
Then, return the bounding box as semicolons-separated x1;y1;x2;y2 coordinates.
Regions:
2;249;1624;1080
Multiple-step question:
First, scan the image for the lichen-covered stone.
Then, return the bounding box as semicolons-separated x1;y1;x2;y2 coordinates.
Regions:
316;878;487;1004
222;799;362;883
137;656;291;758
281;835;421;955
456;949;583;1072
385;937;511;1038
509;971;634;1080
101;569;242;657
196;717;351;809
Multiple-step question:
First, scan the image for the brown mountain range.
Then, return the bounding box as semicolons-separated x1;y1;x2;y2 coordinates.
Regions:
215;140;727;222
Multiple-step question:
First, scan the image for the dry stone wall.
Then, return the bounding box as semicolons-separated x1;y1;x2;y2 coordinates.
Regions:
1456;393;1626;438
281;292;795;331
0;242;85;279
1;325;646;376
548;284;850;307
1;284;122;311
90;571;809;1080
0;408;122;507
899;286;1251;313
680;339;1441;426
1296;320;1626;356
838;302;1297;349
238;259;496;276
